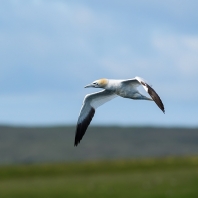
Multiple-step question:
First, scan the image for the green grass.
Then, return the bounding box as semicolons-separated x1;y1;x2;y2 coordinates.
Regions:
0;157;198;198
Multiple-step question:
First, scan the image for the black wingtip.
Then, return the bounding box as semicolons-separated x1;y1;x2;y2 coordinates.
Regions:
74;129;81;146
157;101;165;114
74;108;95;147
160;103;165;114
74;138;80;147
146;83;165;114
159;102;165;114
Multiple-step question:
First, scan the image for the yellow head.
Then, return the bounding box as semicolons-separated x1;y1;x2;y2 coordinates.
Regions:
84;78;108;88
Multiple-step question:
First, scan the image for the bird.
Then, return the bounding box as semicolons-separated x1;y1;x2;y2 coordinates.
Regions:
74;76;165;146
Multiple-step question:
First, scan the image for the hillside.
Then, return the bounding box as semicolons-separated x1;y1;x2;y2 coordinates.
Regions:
0;126;197;164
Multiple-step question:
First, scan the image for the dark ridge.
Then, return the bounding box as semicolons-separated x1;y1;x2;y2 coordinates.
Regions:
0;126;198;164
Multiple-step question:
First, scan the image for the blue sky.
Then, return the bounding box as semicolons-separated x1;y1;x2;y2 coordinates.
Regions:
0;0;198;126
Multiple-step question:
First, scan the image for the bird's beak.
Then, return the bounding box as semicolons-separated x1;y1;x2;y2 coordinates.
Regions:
84;83;94;88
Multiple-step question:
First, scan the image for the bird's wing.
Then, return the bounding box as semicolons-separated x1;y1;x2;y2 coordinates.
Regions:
75;90;117;146
122;76;165;113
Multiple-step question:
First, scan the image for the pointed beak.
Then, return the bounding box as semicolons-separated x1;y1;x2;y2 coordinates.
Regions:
84;83;94;88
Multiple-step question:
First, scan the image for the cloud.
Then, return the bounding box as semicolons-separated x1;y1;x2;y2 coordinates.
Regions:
153;33;198;78
0;0;198;125
0;1;116;68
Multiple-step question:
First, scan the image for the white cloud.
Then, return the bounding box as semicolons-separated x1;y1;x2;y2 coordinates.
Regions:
0;0;198;125
153;33;198;77
0;1;116;90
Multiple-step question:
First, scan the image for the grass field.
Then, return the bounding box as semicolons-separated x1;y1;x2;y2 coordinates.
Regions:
0;157;198;198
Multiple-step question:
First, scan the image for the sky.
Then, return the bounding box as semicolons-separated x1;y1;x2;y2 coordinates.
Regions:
0;0;198;127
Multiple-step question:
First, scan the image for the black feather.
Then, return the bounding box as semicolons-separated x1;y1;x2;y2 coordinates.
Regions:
146;83;165;113
74;107;95;146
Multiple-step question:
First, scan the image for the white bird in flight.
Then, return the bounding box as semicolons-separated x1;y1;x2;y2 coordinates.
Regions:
75;77;165;146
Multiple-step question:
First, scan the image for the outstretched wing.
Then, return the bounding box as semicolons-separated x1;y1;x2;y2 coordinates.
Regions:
122;76;165;113
75;90;117;146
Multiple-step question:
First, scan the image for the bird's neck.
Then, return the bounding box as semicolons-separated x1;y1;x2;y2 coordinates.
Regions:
104;80;120;91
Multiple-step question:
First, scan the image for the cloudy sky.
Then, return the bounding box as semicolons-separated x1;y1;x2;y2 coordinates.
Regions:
0;0;197;126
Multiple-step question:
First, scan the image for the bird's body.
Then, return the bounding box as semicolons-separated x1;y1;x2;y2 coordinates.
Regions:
75;77;165;146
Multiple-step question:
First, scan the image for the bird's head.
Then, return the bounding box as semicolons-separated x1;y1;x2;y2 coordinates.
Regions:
84;78;108;88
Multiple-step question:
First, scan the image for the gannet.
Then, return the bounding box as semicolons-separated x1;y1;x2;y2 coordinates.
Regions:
75;77;165;146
